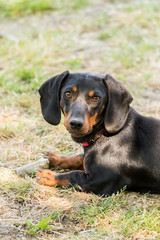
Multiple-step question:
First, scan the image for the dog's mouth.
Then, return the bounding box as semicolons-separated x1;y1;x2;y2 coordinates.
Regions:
67;120;105;144
64;113;99;138
67;128;91;138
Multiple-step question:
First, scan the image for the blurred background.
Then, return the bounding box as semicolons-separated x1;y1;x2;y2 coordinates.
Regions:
0;0;160;105
0;1;160;239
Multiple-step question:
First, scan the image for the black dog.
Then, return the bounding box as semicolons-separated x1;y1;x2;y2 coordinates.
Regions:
37;71;160;196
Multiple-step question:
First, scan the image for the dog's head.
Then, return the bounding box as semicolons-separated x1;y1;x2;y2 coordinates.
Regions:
39;71;133;137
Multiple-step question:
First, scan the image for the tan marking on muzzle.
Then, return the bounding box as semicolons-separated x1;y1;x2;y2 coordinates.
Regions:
88;104;105;128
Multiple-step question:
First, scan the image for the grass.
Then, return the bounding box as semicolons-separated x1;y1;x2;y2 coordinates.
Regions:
0;0;160;239
0;0;88;17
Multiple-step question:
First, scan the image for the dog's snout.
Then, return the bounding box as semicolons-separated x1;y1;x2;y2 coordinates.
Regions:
69;118;84;130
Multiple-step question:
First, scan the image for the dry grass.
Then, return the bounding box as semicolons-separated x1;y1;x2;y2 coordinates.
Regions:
0;0;160;239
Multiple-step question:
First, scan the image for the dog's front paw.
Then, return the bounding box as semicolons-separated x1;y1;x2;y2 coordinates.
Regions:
36;169;58;186
43;151;62;168
36;169;70;187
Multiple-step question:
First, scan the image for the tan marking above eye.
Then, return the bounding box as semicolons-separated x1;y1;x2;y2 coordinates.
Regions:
89;91;94;97
72;86;77;92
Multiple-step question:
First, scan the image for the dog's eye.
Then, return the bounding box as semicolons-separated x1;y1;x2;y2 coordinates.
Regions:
64;91;72;98
93;96;101;102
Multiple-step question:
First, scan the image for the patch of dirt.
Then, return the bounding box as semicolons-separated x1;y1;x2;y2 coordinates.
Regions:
0;194;31;240
134;88;160;117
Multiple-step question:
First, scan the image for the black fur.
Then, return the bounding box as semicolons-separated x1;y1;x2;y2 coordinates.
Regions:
39;71;160;196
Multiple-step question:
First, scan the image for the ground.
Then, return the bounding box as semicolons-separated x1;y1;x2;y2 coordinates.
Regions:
0;0;160;239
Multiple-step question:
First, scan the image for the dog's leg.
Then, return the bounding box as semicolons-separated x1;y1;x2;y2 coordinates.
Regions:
36;169;86;188
43;152;84;170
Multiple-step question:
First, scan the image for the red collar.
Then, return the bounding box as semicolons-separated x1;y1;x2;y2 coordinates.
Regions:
80;131;105;147
80;142;90;147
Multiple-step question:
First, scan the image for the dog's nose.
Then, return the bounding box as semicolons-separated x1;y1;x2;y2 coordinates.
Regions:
69;118;84;129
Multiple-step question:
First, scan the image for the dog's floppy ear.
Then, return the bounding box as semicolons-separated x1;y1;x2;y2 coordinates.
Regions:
103;74;133;134
38;71;69;125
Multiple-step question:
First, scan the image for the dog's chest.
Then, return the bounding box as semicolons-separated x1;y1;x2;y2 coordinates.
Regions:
84;135;129;170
